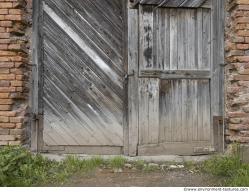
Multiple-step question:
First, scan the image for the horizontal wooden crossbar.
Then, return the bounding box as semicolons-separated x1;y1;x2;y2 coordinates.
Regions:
139;70;211;79
130;0;208;8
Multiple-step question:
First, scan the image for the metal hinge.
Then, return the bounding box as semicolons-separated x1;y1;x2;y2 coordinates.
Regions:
32;113;42;121
124;70;135;80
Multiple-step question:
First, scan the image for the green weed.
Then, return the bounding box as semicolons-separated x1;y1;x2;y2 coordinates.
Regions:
134;160;145;170
109;156;126;169
201;143;249;187
0;146;107;187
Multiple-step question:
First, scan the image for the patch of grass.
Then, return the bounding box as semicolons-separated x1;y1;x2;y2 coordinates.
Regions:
0;146;107;187
134;160;145;170
202;155;241;177
109;156;126;169
201;143;249;187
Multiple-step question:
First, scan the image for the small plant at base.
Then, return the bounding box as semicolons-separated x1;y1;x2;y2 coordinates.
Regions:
109;156;126;169
134;160;145;170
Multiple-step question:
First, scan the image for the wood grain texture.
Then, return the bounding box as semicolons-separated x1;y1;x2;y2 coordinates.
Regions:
128;9;139;156
139;6;211;72
41;0;126;147
132;0;210;8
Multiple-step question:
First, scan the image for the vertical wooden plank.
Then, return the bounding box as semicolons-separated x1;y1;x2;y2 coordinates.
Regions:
160;80;172;142
192;80;199;141
197;80;203;141
202;8;211;70
169;9;178;70
122;0;129;156
139;5;153;70
186;9;196;70
189;80;199;140
197;8;203;70
181;79;188;141
185;80;195;141
164;9;170;70
172;80;182;142
138;79;149;145
197;80;211;141
211;0;219;117
203;80;211;141
148;78;160;144
177;9;186;70
128;8;139;156
156;8;165;70
211;0;224;148
31;0;43;152
218;0;225;116
152;8;158;69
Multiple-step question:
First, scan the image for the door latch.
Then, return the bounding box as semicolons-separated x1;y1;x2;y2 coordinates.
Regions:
124;70;135;80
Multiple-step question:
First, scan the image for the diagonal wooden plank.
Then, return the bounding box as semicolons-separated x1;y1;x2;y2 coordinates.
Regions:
43;3;123;89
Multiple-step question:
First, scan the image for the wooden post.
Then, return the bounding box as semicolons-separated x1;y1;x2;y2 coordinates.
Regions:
128;8;139;156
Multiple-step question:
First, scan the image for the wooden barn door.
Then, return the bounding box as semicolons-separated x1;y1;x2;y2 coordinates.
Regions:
128;0;224;156
32;0;127;154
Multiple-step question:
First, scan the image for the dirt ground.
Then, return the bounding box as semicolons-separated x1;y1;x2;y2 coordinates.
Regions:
62;168;223;187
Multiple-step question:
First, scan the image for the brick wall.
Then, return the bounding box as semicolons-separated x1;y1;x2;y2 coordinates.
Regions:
225;0;249;144
0;0;30;145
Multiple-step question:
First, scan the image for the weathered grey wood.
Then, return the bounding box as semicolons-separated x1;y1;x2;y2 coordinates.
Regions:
139;7;211;72
31;0;43;152
177;9;185;70
122;0;129;157
148;78;160;143
169;9;178;70
128;8;139;156
43;146;123;155
138;78;160;145
132;0;207;8
163;10;170;70
139;5;154;70
210;0;225;148
200;0;211;8
140;70;211;79
213;116;224;153
138;141;215;156
202;8;211;70
38;0;127;153
138;79;149;145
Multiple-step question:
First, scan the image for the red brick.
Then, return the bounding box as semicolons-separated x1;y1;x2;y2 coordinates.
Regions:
0;21;12;27
0;93;9;98
0;116;8;123
0;111;16;117
0;9;8;15
0;99;13;104
10;116;23;123
5;14;21;20
0;3;13;9
238;30;249;36
0;74;14;80
0;123;15;128
237;43;249;49
0;105;12;111
8;9;22;15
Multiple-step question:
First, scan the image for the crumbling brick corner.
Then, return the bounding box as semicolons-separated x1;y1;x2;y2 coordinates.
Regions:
225;0;249;147
0;0;31;146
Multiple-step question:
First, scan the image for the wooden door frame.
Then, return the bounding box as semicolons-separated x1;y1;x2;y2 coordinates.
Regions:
127;0;225;156
31;0;43;152
31;0;129;154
